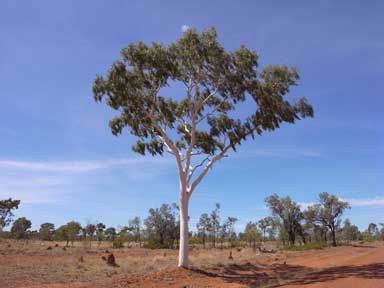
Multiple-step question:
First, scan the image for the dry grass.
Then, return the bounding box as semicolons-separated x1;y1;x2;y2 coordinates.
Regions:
3;240;380;287
0;240;279;287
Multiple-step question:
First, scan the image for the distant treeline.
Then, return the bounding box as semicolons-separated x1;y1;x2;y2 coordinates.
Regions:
1;194;383;248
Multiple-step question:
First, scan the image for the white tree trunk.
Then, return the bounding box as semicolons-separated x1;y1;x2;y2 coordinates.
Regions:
178;186;189;268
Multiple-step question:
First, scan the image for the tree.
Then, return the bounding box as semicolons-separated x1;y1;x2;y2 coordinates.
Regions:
258;216;273;242
209;203;221;248
367;223;379;240
39;223;55;241
196;213;211;247
310;192;350;247
105;227;116;242
379;223;384;241
341;219;360;243
86;223;96;247
265;194;304;246
0;198;20;231
224;216;238;247
93;28;313;267
96;222;106;245
65;221;82;246
128;217;142;247
11;217;31;239
144;203;179;248
244;221;261;250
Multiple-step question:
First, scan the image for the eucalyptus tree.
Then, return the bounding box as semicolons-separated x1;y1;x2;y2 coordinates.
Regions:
225;216;238;247
258;216;273;242
342;219;359;242
209;203;221;248
0;198;20;231
96;222;106;245
105;227;116;242
128;217;142;247
367;223;379;239
86;223;96;247
144;203;179;248
65;221;82;246
265;194;304;246
39;223;55;241
11;217;31;239
244;221;261;250
309;192;350;246
196;213;210;247
93;28;313;267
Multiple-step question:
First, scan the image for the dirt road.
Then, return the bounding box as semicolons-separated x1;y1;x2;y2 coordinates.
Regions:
279;244;384;287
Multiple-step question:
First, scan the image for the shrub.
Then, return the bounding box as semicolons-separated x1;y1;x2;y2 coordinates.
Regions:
112;237;124;248
143;240;169;249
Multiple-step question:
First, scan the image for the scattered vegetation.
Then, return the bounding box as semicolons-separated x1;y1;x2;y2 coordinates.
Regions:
1;195;383;251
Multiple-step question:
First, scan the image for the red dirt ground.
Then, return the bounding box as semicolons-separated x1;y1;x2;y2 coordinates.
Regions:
2;243;383;288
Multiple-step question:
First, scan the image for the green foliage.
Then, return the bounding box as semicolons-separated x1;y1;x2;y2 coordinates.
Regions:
306;192;350;246
39;223;55;241
143;240;169;249
361;231;375;243
128;217;141;245
11;217;31;239
0;198;20;230
258;216;274;241
96;222;106;243
196;212;210;245
93;26;313;165
189;235;204;245
144;203;179;248
244;221;261;248
55;221;82;246
112;236;124;248
341;219;360;242
265;194;304;245
209;203;221;247
105;227;116;241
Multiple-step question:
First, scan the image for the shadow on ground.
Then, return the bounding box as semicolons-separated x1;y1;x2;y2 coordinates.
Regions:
191;261;384;287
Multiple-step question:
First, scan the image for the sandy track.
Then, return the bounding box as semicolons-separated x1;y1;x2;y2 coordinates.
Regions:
279;245;384;287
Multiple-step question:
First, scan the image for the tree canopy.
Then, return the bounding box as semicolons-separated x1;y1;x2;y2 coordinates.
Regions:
11;217;31;239
93;27;314;267
0;198;20;230
93;27;313;194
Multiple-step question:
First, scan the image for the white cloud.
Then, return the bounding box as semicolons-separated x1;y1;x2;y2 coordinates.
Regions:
0;157;173;204
181;25;191;33
341;197;384;207
299;197;384;209
298;201;315;209
0;158;170;173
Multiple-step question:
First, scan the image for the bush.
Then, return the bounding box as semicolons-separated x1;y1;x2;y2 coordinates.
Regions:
143;240;169;249
361;232;374;243
112;237;124;248
283;242;327;251
189;236;203;245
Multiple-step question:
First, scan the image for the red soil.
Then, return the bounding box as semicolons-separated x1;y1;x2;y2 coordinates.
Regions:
2;243;383;288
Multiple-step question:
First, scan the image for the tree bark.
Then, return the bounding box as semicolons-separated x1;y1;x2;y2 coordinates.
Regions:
331;227;337;247
178;188;189;268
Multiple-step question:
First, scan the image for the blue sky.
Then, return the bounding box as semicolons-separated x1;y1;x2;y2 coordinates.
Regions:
0;0;382;232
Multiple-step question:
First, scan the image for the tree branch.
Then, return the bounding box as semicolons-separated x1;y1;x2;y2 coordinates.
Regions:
187;156;211;184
